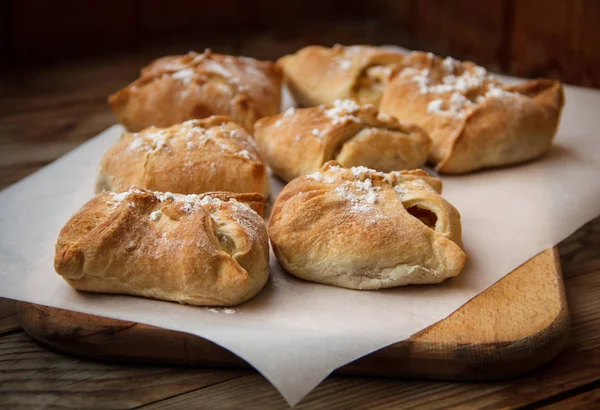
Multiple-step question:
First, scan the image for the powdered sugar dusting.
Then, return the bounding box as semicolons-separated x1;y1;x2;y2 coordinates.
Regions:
377;112;392;122
394;185;409;196
427;93;473;117
149;210;162;221
354;178;373;191
158;51;269;101
334;175;381;213
350;166;374;177
128;129;170;153
158;192;175;202
171;67;196;85
312;165;439;218
401;54;518;118
106;189;262;248
128;121;258;160
181;202;195;213
427;99;444;114
105;188;256;218
402;65;487;95
442;56;457;73
112;192;131;202
306;172;323;181
393;179;435;198
129;138;146;151
275;107;296;128
182;119;201;127
338;60;352;71
324;99;362;125
368;65;393;79
203;59;232;78
486;87;515;99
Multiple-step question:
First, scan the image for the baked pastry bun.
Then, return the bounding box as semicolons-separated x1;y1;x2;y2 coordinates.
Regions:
109;50;282;132
379;52;565;173
54;188;269;306
96;116;270;197
269;162;466;290
278;45;405;107
254;99;430;182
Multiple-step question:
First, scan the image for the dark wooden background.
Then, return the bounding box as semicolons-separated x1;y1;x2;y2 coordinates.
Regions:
1;0;599;88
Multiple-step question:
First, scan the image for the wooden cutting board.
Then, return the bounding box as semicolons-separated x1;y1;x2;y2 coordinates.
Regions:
17;247;569;380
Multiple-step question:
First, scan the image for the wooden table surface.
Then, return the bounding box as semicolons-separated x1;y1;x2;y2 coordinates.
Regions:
1;45;599;409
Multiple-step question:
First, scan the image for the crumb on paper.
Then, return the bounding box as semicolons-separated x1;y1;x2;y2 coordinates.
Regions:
206;307;238;314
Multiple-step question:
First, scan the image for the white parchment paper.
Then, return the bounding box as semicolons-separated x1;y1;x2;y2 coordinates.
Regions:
1;82;600;406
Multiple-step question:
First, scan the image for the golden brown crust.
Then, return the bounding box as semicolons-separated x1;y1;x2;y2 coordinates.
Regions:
109;50;282;132
254;100;430;182
278;45;405;107
54;189;269;306
268;162;466;290
379;52;565;174
96;116;270;197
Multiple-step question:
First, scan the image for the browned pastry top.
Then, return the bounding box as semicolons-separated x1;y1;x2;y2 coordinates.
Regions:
254;99;430;181
109;50;282;131
380;52;565;173
96;116;270;196
278;44;405;106
269;162;466;290
55;188;269;306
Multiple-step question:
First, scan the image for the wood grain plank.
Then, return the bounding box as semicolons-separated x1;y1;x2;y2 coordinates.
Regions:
0;298;17;319
4;1;415;64
0;0;8;57
413;0;507;69
0;101;115;147
0;53;144;115
138;373;494;410
538;387;600;409
139;347;599;410
0;298;19;336
414;248;565;344
510;0;600;87
558;217;600;280
140;0;251;36
8;0;139;61
0;316;20;336
0;164;49;191
0;332;246;410
0;101;115;190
